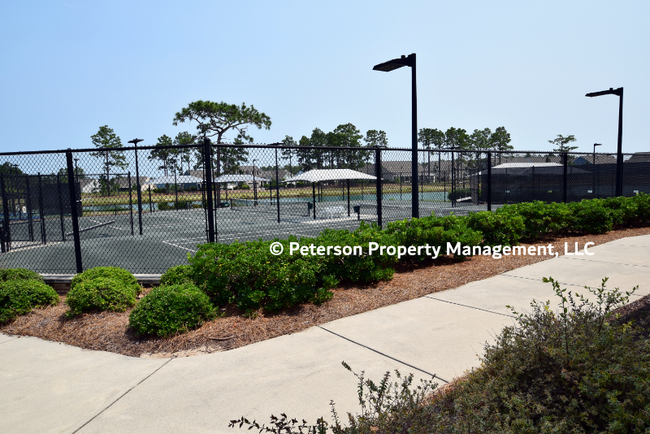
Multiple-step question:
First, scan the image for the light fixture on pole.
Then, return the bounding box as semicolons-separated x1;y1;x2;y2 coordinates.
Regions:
373;53;418;218
585;87;624;196
128;138;144;235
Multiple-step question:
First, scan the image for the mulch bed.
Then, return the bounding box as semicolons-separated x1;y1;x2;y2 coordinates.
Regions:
2;226;650;358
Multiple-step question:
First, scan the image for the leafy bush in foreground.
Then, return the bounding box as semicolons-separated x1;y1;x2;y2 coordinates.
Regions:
0;268;44;283
189;238;336;312
70;266;139;292
66;277;138;316
0;279;59;323
129;283;216;337
231;277;650;433
159;264;195;286
316;222;399;282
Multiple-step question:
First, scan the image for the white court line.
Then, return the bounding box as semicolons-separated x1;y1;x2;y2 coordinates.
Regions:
161;240;198;253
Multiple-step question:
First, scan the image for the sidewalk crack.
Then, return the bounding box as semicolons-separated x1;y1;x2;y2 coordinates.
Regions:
72;358;174;433
316;325;448;384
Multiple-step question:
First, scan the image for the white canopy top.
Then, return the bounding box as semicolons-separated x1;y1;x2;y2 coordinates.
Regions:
283;169;377;183
211;174;270;183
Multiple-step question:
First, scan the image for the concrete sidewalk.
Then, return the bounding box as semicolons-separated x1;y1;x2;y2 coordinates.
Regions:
1;235;649;434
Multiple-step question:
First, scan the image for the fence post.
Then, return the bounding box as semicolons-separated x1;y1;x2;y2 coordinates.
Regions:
375;147;382;228
451;150;456;207
25;175;34;242
66;149;83;273
128;172;134;236
312;182;316;220
203;137;215;243
0;174;11;252
38;173;46;245
274;145;281;223
487;151;492;211
134;142;143;235
57;173;66;242
562;152;568;203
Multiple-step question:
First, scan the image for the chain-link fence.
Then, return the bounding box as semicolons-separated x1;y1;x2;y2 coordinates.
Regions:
0;142;647;274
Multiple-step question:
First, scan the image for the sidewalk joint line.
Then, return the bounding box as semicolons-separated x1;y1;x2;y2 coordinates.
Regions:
316;325;448;384
0;336;18;345
72;358;174;433
500;274;586;288
560;256;650;269
424;296;515;318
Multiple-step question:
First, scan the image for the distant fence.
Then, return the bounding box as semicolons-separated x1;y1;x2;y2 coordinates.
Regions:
0;140;647;274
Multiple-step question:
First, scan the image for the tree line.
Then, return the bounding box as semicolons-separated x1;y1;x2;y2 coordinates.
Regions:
83;100;515;182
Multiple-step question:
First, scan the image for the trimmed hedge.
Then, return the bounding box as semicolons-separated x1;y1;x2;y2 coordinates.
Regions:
129;283;216;337
0;268;44;283
66;276;139;316
190;237;336;312
70;266;139;292
160;264;195;286
0;279;59;323
173;194;650;314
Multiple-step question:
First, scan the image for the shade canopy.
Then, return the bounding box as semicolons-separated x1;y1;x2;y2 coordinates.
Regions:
211;174;269;183
283;169;377;183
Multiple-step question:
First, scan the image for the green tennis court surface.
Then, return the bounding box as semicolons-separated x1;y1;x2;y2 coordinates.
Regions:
0;200;490;274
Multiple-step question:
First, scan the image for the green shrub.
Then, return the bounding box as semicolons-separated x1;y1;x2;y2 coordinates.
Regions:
70;266;139;291
160;265;195;286
189;238;336;312
466;210;525;246
498;201;571;239
174;200;190;209
568;199;614;234
0;279;59;323
631;192;650;222
386;214;483;260
0;268;44;283
66;277;138;315
316;222;399;282
435;277;650;432
157;201;171;210
129;283;216;337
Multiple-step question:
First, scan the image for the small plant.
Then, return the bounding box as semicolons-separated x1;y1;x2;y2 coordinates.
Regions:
230;362;438;433
0;268;44;283
70;266;139;291
66;277;138;316
0;279;59;323
129;283;216;337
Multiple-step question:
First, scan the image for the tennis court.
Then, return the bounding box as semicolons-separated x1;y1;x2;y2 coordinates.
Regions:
0;201;367;274
0;195;494;274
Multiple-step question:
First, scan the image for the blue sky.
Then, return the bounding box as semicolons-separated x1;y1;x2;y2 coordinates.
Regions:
1;0;648;159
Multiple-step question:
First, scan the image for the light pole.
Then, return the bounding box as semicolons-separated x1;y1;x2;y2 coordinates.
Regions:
373;53;418;218
592;143;602;197
252;159;258;205
128;138;144;235
586;87;624;196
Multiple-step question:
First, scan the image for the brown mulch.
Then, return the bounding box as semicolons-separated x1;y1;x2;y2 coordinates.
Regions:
2;226;650;358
